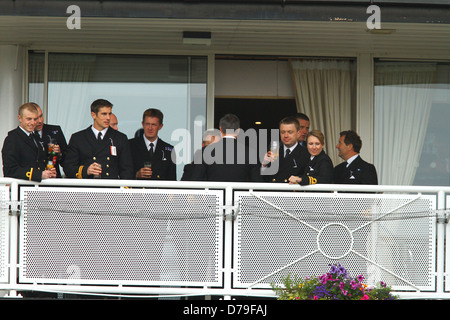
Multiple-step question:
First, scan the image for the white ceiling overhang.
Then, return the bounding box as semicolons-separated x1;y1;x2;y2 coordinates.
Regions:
0;1;449;59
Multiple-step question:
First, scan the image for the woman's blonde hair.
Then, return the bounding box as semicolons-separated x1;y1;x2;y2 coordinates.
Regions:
306;130;325;145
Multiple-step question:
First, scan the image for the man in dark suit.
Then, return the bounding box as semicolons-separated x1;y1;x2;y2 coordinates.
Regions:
334;130;378;185
181;128;221;181
294;113;310;149
262;116;309;183
129;108;176;180
33;103;68;178
64;99;134;179
190;114;262;182
2;103;56;182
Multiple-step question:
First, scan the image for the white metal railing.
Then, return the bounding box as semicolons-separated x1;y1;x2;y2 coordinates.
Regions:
0;186;9;284
0;178;449;299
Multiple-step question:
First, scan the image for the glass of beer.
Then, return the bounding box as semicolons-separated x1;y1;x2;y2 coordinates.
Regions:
144;161;152;168
48;138;57;154
143;161;152;179
93;163;102;179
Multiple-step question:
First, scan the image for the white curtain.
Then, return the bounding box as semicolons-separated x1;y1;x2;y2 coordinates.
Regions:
47;54;96;139
290;59;354;166
374;63;436;185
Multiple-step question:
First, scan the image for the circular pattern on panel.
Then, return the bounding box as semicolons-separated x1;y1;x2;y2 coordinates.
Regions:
317;223;353;260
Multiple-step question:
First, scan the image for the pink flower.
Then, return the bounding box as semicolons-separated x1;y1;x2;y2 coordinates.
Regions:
313;296;318;300
361;294;370;300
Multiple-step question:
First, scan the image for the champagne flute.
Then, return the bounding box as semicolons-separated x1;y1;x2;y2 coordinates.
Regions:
271;141;279;160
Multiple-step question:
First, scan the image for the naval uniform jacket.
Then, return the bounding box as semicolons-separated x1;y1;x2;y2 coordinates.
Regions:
333;155;378;185
190;137;263;182
2;127;47;182
300;150;334;185
39;123;68;178
129;136;176;180
263;143;310;183
64;126;133;179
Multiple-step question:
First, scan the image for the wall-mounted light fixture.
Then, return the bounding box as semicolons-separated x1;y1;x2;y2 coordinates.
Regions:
182;31;211;46
366;28;396;34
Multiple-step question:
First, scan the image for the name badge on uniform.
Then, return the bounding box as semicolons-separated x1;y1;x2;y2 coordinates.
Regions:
110;146;117;156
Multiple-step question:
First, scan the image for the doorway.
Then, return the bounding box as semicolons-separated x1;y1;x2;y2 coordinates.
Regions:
214;97;297;131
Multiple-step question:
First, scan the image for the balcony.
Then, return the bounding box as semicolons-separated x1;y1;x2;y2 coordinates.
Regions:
0;178;449;300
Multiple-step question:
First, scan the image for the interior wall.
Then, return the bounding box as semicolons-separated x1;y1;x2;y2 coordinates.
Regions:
215;59;295;98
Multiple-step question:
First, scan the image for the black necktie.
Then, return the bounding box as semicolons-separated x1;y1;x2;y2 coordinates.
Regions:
285;149;291;158
30;132;37;146
149;142;154;156
97;132;102;141
31;132;42;149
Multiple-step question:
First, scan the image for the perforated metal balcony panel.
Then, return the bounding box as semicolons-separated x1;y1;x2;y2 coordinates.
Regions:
234;191;436;292
19;187;223;287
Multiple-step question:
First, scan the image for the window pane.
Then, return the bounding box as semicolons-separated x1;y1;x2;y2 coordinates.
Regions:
45;53;207;179
374;61;450;186
28;52;45;107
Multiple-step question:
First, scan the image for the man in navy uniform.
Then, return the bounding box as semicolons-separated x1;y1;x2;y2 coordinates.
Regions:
33;103;68;178
64;99;133;179
334;130;378;185
2;103;56;182
129;108;176;180
261;116;309;183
